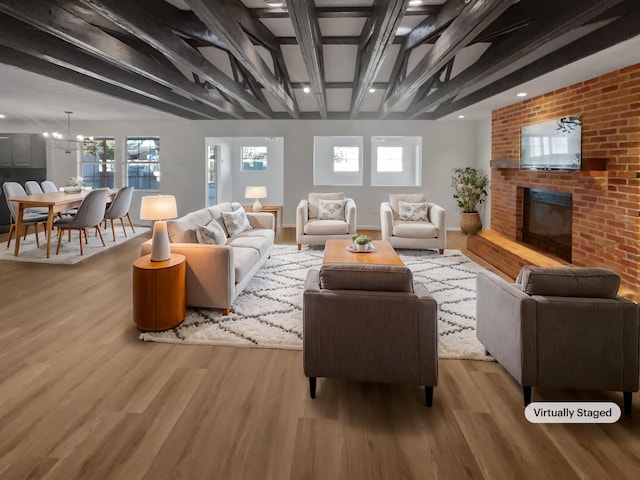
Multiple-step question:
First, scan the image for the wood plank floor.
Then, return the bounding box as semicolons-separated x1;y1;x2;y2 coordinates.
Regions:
0;229;639;479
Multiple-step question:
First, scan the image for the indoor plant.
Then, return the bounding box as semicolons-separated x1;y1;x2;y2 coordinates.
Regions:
451;167;489;235
352;234;372;252
64;176;84;193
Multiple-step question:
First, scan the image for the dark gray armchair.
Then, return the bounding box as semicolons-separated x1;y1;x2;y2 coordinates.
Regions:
303;263;438;406
476;266;639;415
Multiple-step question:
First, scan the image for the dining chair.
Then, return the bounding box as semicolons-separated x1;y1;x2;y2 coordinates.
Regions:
24;181;50;215
40;180;58;193
54;188;109;255
2;181;49;248
103;186;135;241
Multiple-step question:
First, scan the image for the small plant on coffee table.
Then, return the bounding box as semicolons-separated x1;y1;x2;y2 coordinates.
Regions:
352;234;372;245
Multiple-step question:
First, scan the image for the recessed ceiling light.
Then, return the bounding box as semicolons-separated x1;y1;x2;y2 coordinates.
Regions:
516;92;528;97
408;0;423;6
458;115;465;119
265;0;285;7
369;88;376;93
303;86;310;93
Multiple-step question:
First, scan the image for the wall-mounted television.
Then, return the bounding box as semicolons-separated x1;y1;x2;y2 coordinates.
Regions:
520;116;582;170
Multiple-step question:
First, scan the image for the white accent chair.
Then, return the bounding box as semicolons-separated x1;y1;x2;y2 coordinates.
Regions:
296;192;356;250
380;194;446;254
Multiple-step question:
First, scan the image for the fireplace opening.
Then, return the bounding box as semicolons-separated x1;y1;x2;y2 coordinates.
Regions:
522;188;572;262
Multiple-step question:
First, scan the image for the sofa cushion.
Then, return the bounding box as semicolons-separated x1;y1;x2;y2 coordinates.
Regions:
233;247;260;284
308;192;344;219
389;194;426;219
516;266;620;298
227;235;272;258
318;198;346;220
222;206;253;236
206;202;234;236
319;263;414;292
196;221;227;245
167;209;212;243
393;221;438;239
398;201;430;222
304;219;349;235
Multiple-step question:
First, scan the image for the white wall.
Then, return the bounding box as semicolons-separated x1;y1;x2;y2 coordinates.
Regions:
2;118;483;229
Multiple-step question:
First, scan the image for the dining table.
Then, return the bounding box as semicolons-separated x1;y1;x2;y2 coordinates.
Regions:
7;188;118;258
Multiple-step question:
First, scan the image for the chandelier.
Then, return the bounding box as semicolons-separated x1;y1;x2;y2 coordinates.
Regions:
43;111;93;154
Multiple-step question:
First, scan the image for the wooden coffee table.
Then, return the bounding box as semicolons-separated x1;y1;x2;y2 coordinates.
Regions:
323;239;404;266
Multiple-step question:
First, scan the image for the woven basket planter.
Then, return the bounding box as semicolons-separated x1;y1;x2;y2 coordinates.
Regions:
460;212;482;235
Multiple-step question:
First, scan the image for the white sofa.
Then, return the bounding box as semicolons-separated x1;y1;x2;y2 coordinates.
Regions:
296;192;357;250
141;202;274;314
380;194;446;254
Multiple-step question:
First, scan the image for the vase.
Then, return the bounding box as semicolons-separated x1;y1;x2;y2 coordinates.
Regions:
356;243;368;252
460;212;482;235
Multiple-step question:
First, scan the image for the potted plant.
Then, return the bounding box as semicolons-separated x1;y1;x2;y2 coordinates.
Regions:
352;234;372;252
64;176;84;193
451;167;489;235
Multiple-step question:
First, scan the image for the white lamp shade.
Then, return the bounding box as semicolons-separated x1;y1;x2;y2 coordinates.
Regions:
245;186;267;200
140;195;178;221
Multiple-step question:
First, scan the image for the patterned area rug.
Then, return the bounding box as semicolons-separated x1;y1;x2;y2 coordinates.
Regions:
0;226;149;264
141;245;492;361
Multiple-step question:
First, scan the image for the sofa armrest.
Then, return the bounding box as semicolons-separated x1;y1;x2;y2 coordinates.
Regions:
141;239;235;309
247;212;275;230
296;199;309;243
476;270;537;385
429;203;446;248
345;198;357;235
380;202;393;241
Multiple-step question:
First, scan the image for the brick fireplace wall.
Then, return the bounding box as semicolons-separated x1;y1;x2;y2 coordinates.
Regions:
491;63;640;299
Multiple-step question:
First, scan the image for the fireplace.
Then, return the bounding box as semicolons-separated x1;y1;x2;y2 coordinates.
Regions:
521;188;572;262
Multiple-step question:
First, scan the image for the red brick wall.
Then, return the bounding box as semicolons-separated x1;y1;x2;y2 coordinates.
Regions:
491;63;640;299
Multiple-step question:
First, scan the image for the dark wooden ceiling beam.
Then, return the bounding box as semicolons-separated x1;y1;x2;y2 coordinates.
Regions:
0;0;250;118
431;5;640;119
0;45;208;120
75;0;273;117
255;5;441;19
406;0;630;118
185;0;299;118
0;17;225;120
350;0;409;118
287;0;327;119
404;0;469;51
381;0;515;117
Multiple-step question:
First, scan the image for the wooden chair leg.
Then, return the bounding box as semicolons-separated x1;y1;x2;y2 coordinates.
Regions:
7;223;15;248
23;224;30;240
78;230;84;255
95;225;106;247
119;217;127;237
111;219;116;241
56;228;64;255
297;243;302;250
34;223;40;247
126;213;136;233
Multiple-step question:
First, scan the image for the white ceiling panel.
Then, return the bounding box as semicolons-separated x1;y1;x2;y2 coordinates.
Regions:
324;45;358;82
326;89;353;112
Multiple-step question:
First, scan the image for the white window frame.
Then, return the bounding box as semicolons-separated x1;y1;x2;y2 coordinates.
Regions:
371;136;422;187
313;136;363;186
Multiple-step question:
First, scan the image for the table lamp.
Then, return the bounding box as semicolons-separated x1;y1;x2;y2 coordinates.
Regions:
140;195;178;262
245;186;267;212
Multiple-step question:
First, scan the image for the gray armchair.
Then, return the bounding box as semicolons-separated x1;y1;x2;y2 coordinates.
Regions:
296;192;356;250
303;263;438;406
476;266;640;415
380;194;446;253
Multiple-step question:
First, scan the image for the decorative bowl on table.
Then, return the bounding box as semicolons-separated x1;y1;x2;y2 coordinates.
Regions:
64;185;82;193
346;242;376;253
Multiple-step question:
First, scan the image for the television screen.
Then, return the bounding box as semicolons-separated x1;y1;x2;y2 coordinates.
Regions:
520;116;582;170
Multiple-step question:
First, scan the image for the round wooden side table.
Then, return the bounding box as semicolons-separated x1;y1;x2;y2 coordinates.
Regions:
133;253;186;331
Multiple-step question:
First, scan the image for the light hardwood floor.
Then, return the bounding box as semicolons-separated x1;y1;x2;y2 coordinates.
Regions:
0;229;638;479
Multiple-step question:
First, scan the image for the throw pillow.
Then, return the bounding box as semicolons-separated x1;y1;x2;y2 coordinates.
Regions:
196;221;227;245
318;198;346;220
221;206;253;236
398;201;430;222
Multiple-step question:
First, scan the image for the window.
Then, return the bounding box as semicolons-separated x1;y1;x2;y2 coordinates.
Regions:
207;145;217;206
371;136;421;186
127;137;160;190
81;137;115;188
333;146;360;172
376;146;403;172
241;145;267;171
314;136;363;186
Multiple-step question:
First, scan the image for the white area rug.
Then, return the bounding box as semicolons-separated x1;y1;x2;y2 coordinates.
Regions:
0;226;149;264
141;245;492;361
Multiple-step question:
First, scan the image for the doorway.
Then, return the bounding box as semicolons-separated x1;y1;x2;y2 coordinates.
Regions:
207;145;219;206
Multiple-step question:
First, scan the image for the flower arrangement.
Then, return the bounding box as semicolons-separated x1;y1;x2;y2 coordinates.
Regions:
352;234;372;245
451;167;489;213
66;176;84;187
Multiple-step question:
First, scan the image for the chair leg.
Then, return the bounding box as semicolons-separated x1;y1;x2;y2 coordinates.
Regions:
126;213;135;233
111;218;116;241
523;386;532;406
95;225;106;247
78;230;84;255
309;377;317;399
221;308;230;315
438;249;444;254
23;224;30;240
425;386;434;407
119;217;127;237
297;243;302;250
56;228;63;255
7;223;15;248
34;223;40;247
624;392;632;416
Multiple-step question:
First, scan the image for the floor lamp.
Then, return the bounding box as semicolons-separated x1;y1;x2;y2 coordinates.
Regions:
140;195;178;262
